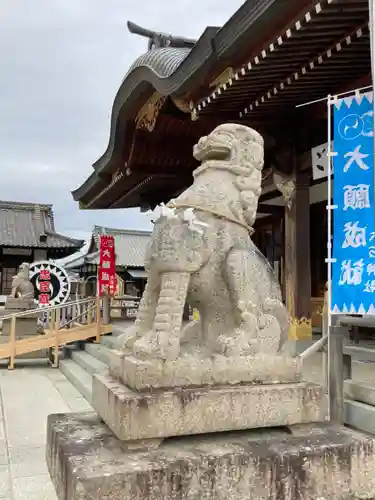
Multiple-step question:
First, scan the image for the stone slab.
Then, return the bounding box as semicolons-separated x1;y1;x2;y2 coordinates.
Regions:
344;379;375;406
2;317;38;337
112;353;302;390
92;373;325;441
344;398;375;436
4;297;34;310
46;412;375;500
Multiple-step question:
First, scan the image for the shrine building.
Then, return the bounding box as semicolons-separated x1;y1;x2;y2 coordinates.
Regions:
0;200;83;297
56;225;150;297
71;0;371;340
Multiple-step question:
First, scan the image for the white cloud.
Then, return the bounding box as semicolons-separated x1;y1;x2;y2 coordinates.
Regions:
0;0;245;239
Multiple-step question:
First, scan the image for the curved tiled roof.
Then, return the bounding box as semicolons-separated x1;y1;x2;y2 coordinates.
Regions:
57;226;152;269
0;201;84;249
72;28;218;201
73;0;296;203
91;226;151;268
125;47;192;81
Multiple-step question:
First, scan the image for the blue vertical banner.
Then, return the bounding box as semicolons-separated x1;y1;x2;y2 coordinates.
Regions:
332;91;375;314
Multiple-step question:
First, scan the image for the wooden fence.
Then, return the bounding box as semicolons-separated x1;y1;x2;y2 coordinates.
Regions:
0;297;111;369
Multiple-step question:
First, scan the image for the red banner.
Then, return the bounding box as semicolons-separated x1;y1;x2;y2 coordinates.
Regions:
98;235;116;297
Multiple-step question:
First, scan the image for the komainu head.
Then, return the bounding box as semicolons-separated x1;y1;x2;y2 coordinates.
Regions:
18;262;30;278
192;123;264;228
193;123;264;172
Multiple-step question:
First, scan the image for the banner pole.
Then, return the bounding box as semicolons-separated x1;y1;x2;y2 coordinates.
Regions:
370;0;375;229
369;0;375;88
326;94;333;419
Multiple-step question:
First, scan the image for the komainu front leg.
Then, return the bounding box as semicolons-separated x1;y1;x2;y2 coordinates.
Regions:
132;272;190;360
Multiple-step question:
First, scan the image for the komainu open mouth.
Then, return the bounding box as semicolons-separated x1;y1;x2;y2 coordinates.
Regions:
193;140;230;162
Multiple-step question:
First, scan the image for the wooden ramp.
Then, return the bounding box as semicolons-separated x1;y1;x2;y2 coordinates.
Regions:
0;297;112;369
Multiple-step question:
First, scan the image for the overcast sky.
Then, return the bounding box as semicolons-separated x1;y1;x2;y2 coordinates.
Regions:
0;0;245;242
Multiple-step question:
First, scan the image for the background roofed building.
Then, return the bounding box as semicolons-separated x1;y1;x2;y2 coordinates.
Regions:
90;226;151;270
56;225;151;297
0;200;84;295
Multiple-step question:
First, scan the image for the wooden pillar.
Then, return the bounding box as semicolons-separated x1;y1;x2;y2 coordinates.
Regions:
284;168;312;340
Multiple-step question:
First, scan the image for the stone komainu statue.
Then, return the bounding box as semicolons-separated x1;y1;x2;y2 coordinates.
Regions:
10;263;34;299
121;124;289;360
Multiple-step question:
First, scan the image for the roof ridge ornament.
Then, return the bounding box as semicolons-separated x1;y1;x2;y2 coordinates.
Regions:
127;20;196;51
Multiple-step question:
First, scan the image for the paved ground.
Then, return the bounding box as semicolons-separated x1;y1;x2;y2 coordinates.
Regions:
0;363;92;500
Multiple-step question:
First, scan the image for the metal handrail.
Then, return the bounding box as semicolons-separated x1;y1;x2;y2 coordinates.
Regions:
299;335;328;359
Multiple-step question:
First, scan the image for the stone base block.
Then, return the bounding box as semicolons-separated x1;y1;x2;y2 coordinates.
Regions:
112;352;302;390
2;317;38;337
4;297;35;310
46;413;375;500
92;373;325;441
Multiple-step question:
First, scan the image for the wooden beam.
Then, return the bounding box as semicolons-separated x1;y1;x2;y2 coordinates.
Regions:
259;189;280;203
297;72;371;123
125;167;194;179
257;204;284;215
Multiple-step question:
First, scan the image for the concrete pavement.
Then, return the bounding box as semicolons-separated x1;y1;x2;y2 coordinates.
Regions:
0;363;92;500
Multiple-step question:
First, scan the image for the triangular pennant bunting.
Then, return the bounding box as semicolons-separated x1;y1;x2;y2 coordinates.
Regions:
358;304;366;314
332;91;373;109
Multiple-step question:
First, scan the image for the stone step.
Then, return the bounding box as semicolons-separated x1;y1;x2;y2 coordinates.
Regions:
59;359;93;403
111;323;132;336
84;343;112;365
100;334;120;350
344;380;375;406
344;398;375;435
62;343;79;358
59;337;118;403
57;324;129;404
71;349;108;376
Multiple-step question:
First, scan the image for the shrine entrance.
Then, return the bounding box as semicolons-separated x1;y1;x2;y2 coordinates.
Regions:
253;216;283;288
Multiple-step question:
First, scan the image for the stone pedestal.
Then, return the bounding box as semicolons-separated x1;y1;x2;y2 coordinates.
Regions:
113;352;303;390
47;413;375;500
3;297;35;310
46;351;375;499
93;373;324;442
0;297;46;359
